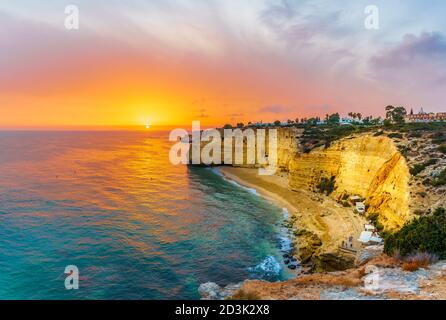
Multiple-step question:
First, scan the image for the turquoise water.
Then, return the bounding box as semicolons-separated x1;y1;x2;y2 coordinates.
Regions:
0;131;291;299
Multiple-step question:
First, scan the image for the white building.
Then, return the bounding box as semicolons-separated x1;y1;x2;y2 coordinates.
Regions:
358;231;383;245
356;202;366;214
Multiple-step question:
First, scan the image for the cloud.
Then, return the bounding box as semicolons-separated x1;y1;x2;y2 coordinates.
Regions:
259;105;291;114
196;108;210;118
370;32;446;88
371;32;446;68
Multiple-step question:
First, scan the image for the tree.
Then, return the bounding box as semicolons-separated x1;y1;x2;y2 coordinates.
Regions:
307;117;319;125
223;124;233;129
371;117;382;125
362;116;371;125
392;107;407;124
327;113;340;125
385;105;407;124
274;120;281;126
236;123;244;128
385;105;395;120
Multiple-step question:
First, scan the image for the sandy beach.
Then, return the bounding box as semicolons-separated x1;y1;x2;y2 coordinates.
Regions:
218;166;367;267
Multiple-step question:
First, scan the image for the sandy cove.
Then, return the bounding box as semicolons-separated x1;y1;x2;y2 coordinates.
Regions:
218;166;368;271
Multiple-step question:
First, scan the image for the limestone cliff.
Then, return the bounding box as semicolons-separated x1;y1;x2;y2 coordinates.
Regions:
191;128;415;270
288;135;411;230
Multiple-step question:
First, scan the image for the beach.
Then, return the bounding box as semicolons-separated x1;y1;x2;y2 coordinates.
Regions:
218;166;368;270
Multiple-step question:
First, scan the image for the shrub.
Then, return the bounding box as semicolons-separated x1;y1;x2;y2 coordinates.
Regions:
316;176;336;195
410;164;426;176
431;168;446;186
423;158;439;167
408;132;422;138
439;144;446;154
384;208;446;259
401;252;438;272
388;133;403;139
367;212;384;232
431;132;446;144
374;131;384;137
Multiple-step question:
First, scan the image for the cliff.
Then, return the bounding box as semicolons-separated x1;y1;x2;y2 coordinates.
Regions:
191;127;422;271
288;135;411;231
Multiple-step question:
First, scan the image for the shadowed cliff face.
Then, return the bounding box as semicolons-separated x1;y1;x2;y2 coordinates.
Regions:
288;135;411;230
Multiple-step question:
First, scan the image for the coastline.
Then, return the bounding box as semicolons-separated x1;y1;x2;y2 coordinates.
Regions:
215;166;368;272
214;166;301;273
216;167;296;216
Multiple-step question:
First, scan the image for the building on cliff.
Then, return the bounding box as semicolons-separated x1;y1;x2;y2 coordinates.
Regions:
405;108;446;123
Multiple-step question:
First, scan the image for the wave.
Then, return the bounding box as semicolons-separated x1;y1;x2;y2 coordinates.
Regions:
248;256;282;280
209;168;258;195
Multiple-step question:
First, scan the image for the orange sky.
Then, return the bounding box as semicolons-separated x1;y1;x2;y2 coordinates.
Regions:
1;1;445;129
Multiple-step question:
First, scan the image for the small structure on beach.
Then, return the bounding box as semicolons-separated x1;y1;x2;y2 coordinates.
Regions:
356;202;366;214
358;231;383;246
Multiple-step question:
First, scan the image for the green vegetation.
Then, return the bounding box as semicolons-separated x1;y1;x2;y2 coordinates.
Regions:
424;158;439;166
326;113;340;125
439;144;446;154
316;176;336;195
410;164;426;176
388;122;446;133
385;105;407;125
373;131;384;137
384;208;446;258
431;132;446;144
301;125;375;152
367;212;385;233
431;168;446;187
409;158;438;176
387;133;403;139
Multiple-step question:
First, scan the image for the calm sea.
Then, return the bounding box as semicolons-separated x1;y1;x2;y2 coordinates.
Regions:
0;131;291;299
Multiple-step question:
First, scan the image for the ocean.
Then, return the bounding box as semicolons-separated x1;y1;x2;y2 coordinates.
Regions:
0;130;292;299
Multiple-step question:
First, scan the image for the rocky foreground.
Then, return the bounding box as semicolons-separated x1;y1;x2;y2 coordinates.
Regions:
199;255;446;300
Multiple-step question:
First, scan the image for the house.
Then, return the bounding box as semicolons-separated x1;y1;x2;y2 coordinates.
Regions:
358;231;383;245
350;195;361;203
340;118;354;126
356;202;366;214
405;108;446;123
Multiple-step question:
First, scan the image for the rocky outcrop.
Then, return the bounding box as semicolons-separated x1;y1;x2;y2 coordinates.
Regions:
198;282;242;300
228;256;446;300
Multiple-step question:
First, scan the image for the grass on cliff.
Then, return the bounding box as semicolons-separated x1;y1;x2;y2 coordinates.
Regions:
389;122;446;133
409;158;439;176
384;208;446;259
316;176;336;195
423;168;446;187
301;124;375;152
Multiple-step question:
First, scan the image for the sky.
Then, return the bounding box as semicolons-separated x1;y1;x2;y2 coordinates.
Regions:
1;0;446;129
